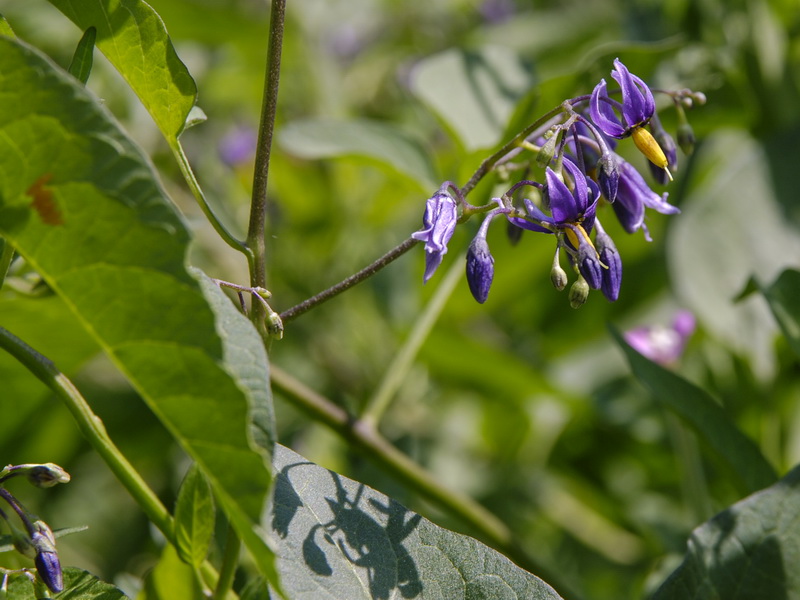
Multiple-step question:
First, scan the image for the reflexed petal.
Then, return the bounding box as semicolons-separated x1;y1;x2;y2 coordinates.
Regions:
563;158;589;213
545;168;578;222
611;58;655;127
590;79;626;138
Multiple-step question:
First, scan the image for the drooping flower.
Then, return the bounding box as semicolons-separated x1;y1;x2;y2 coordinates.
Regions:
411;190;458;282
625;310;696;366
590;58;655;140
612;157;680;239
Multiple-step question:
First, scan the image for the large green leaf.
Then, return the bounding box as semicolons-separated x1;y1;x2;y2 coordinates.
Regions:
279;118;439;190
0;36;275;576
269;444;564;600
47;0;196;141
759;269;800;359
613;329;777;495
409;46;534;151
653;463;800;600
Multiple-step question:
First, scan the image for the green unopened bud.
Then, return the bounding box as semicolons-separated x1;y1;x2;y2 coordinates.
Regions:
536;130;559;167
550;249;568;291
27;464;70;488
569;277;590;309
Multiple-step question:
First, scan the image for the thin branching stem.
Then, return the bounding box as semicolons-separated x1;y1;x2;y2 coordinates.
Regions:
248;0;286;333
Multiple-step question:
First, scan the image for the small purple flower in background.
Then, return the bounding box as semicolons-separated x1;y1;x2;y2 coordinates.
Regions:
479;0;516;23
219;126;258;167
612;157;680;239
411;189;459;282
625;310;696;366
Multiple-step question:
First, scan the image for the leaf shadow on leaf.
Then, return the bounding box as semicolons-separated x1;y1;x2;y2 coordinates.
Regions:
272;461;424;600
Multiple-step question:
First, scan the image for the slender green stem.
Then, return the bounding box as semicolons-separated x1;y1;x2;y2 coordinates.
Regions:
247;0;286;332
171;141;249;257
0;238;14;291
0;326;228;594
212;525;241;600
269;364;569;588
279;237;419;322
362;252;463;427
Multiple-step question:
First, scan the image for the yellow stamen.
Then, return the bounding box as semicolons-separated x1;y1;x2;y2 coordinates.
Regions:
632;126;672;181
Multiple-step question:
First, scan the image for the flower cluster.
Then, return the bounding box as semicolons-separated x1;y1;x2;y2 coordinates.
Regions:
413;58;704;306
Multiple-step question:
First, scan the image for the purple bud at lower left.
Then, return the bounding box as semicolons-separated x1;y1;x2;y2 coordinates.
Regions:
466;236;495;303
34;547;63;593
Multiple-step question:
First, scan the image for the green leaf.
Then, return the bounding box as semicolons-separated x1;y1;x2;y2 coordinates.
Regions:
138;544;201;600
67;26;96;85
174;463;215;568
270;444;564;600
0;13;15;38
46;0;196;141
6;568;129;599
409;46;534;151
0;36;275;580
759;269;800;359
613;328;777;495
653;463;800;600
279;118;439;190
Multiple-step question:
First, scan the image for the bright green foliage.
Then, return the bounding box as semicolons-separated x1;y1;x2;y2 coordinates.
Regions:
653;463;800;600
67;26;96;85
271;444;564;600
47;0;196;142
138;544;201;600
409;46;534;151
0;34;274;576
279;118;439;191
615;329;777;495
174;463;215;569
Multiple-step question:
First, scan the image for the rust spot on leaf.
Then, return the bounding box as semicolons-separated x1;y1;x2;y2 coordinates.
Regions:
26;173;63;225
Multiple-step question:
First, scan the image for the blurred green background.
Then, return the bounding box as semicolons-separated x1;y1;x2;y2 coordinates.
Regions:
1;0;799;598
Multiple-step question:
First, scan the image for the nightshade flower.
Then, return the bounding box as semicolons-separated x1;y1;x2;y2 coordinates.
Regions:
411;189;458;282
590;59;670;176
612;157;679;239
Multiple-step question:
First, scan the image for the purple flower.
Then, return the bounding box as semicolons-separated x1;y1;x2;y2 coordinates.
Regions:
219;127;258;166
625;310;696;366
590;58;655;139
411;190;458;282
612;157;679;239
594;221;622;301
465;235;495;303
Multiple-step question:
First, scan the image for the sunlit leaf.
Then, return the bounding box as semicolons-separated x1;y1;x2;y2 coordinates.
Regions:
269;444;564;600
47;0;196;141
174;463;215;568
67;26;96;85
653;463;800;600
409;46;534;151
279;118;438;190
139;544;201;600
613;329;777;495
0;36;275;580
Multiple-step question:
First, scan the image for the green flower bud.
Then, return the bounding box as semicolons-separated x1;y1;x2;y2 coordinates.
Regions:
569;277;590;309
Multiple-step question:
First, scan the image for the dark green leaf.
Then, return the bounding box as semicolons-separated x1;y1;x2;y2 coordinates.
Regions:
174;463;215;568
269;444;564;600
0;36;275;580
46;0;196;141
759;269;800;359
653;463;800;600
6;568;129;599
613;329;777;494
409;46;534;151
279;118;438;190
67;26;96;85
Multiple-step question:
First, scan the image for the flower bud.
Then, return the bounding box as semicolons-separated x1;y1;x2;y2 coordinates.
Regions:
597;152;620;202
536;131;558;167
26;464;70;489
465;236;495;304
550;264;568;291
576;243;602;290
677;121;695;156
595;228;622;301
569;277;590;309
32;522;63;593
